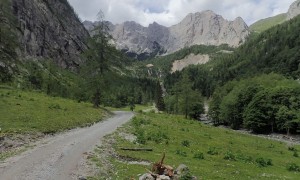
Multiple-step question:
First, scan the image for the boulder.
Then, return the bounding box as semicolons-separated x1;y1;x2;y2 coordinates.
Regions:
174;164;189;175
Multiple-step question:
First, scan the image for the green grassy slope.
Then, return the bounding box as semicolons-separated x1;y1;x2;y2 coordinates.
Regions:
249;13;286;33
0;86;108;134
95;113;300;179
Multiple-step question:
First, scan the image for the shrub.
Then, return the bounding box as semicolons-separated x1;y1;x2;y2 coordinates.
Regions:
134;129;146;144
207;147;219;155
288;146;297;152
224;151;236;161
176;149;187;157
132;117;150;127
194;152;204;160
255;157;273;167
236;153;253;163
181;140;190;147
286;163;300;172
293;151;299;157
147;131;169;144
179;171;193;180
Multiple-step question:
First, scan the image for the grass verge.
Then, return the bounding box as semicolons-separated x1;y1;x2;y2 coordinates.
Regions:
0;87;108;134
91;112;300;179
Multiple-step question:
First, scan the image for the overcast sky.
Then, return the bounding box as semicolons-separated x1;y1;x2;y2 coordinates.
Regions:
67;0;295;27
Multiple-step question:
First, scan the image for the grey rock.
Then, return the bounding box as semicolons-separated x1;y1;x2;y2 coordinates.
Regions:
11;0;89;70
175;164;189;175
287;0;300;19
78;176;87;180
158;175;171;180
287;0;300;20
139;173;155;180
84;10;250;59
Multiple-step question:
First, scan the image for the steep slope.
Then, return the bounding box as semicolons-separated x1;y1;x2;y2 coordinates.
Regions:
249;13;287;33
287;0;300;20
11;0;89;69
84;10;250;60
249;0;300;33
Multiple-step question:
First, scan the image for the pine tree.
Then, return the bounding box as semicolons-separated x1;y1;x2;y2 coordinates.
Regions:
155;81;165;111
82;10;113;107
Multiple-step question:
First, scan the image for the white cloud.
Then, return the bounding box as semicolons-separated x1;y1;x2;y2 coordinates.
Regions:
67;0;295;26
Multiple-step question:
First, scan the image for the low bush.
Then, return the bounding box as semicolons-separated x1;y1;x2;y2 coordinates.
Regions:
181;140;190;147
255;157;273;167
286;163;300;172
207;147;219;155
193;152;204;160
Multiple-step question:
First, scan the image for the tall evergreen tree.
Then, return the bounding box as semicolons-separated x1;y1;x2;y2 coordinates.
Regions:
155;81;165;111
82;10;113;107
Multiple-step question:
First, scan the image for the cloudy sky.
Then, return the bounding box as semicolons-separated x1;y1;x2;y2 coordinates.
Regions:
67;0;295;27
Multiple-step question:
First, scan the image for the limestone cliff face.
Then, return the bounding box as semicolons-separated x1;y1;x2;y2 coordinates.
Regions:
84;10;250;60
287;0;300;20
167;11;249;52
11;0;89;69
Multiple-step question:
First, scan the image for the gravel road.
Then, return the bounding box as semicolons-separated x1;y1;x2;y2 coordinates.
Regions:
0;111;134;180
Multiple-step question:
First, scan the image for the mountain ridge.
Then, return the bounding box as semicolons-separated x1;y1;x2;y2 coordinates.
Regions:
83;10;250;60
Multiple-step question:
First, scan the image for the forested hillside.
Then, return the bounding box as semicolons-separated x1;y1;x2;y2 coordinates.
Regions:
162;15;300;134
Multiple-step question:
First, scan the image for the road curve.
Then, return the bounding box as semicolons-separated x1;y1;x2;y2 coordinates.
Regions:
0;111;134;180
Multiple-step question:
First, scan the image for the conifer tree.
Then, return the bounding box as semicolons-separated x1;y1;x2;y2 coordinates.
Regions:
155;81;165;111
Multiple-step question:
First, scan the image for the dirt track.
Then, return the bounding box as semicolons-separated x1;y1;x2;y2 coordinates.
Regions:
0;111;134;180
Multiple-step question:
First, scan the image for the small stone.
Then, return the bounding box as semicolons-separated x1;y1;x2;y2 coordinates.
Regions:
159;175;170;180
78;176;87;180
139;173;155;180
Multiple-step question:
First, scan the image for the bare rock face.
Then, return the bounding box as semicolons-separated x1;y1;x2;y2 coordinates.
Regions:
167;11;249;52
108;21;167;60
171;54;210;73
84;10;249;60
287;0;300;20
12;0;89;69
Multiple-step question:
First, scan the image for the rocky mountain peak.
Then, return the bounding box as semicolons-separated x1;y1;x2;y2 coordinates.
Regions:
84;10;250;60
287;0;300;20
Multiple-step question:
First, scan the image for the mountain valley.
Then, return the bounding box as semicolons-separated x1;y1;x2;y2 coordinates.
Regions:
1;0;300;179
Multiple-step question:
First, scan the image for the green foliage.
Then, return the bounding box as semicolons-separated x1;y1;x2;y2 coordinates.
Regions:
255;157;273;167
165;72;204;119
207;147;219;155
224;151;236;161
154;81;165;111
179;172;193;180
134;129;146;145
175;149;188;157
209;73;300;134
286;163;300;172
181;140;190;147
21;60;82;99
193;152;204;160
147;131;169;144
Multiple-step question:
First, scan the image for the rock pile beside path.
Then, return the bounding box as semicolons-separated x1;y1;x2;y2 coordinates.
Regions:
139;153;197;180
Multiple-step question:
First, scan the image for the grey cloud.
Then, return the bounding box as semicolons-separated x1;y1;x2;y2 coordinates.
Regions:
68;0;295;26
